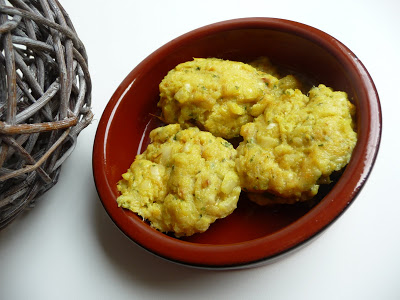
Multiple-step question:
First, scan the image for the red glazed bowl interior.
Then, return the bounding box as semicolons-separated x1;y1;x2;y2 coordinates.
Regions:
93;18;381;269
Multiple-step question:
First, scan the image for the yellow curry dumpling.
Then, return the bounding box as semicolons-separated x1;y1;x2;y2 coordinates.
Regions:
158;58;279;139
236;84;357;204
116;124;241;237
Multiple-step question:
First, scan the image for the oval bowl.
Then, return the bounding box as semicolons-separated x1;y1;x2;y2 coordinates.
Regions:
93;18;381;269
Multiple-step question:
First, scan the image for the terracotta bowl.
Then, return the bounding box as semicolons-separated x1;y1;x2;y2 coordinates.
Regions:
92;18;381;269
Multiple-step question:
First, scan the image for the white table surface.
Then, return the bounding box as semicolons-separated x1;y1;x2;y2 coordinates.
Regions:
1;0;399;299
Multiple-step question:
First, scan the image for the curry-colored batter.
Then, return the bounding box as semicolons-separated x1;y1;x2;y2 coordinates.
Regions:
236;84;357;203
158;58;300;139
117;124;241;237
118;57;358;235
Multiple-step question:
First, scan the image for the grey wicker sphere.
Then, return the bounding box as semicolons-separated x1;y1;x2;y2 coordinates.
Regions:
0;0;92;228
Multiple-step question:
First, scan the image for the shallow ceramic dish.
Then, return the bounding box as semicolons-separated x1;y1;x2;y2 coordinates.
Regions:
93;18;381;269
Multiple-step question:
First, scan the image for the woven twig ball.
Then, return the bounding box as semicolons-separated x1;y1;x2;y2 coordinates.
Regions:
0;0;92;228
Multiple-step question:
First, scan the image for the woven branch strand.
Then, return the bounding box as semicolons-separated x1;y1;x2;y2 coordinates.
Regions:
0;0;92;229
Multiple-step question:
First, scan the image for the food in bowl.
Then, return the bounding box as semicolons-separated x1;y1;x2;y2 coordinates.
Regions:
237;84;357;204
116;124;241;237
117;56;358;235
158;57;300;139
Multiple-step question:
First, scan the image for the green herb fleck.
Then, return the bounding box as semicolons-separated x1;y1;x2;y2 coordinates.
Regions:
222;141;231;148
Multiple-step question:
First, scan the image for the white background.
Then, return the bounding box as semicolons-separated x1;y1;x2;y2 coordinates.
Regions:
1;0;399;299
